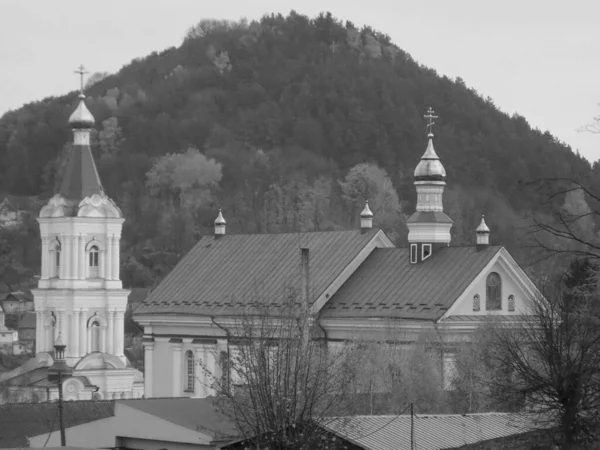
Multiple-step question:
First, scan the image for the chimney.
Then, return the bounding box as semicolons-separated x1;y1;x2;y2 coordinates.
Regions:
476;215;490;246
300;248;310;309
214;209;226;236
360;201;373;230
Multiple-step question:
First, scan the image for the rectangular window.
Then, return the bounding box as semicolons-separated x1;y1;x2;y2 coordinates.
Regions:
410;244;417;264
422;244;432;261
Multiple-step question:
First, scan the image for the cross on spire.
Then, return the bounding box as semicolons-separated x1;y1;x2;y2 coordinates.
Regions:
424;107;438;136
74;64;89;94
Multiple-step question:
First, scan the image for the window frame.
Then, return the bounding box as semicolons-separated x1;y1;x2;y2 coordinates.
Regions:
410;244;417;264
422;243;432;261
486;272;502;311
184;350;195;393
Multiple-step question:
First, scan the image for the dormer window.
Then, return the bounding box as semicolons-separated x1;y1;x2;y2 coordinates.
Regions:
89;245;99;278
422;244;432;261
410;244;417;264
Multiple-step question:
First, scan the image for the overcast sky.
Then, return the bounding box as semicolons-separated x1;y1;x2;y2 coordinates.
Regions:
1;0;598;162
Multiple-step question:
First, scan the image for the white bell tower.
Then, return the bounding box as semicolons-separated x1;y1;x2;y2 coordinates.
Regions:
30;67;142;400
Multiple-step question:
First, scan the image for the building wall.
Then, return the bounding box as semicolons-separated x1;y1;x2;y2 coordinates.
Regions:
447;259;531;316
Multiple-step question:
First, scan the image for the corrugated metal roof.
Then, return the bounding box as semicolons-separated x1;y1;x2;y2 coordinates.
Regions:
0;400;115;448
322;246;502;320
135;229;382;316
322;413;543;450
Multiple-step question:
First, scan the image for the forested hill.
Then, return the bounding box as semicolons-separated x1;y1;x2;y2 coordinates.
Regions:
0;12;594;287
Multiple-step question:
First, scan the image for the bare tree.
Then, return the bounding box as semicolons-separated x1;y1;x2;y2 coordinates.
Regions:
207;290;360;449
579;103;600;134
488;273;600;448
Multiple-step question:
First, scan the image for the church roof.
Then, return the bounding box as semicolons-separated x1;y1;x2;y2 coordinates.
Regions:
135;228;384;316
58;137;104;203
321;245;502;321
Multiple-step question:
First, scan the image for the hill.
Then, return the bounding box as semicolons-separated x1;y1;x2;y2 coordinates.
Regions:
0;12;594;287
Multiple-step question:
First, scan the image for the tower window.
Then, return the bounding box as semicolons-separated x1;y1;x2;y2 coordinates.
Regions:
410;244;417;264
422;244;432;261
88;245;99;278
50;239;61;278
486;272;502;310
185;350;195;392
90;320;101;352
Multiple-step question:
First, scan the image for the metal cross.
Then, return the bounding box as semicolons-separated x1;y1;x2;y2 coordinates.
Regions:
74;64;89;93
424;107;438;135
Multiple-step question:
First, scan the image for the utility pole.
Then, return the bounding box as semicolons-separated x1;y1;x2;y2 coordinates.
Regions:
410;403;414;450
57;369;66;447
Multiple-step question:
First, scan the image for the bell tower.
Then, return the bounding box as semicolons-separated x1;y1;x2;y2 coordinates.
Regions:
406;107;453;263
32;66;129;365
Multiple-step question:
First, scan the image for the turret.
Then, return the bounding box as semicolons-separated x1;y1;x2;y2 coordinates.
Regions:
406;107;453;264
360;201;373;230
476;215;490;246
215;209;226;236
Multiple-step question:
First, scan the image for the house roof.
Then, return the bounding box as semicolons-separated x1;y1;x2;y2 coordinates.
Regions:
135;228;383;316
3;291;33;303
0;400;115;448
18;311;37;329
321;413;544;450
321;245;502;321
119;397;239;441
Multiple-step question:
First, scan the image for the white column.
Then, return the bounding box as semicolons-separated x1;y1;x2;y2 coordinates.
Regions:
111;237;120;280
100;326;107;353
99;249;106;279
58;235;65;279
194;346;205;397
172;342;182;396
72;311;80;357
64;236;72;279
107;311;115;355
79;310;87;356
106;236;113;280
41;237;49;279
73;235;80;280
143;340;154;398
114;311;124;356
35;311;43;354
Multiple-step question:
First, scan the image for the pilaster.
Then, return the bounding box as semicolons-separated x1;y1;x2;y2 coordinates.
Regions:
171;341;182;396
143;339;154;398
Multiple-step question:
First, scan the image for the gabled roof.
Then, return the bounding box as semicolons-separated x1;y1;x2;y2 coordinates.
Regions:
135;229;386;316
0;400;115;448
322;246;502;321
119;397;239;441
321;413;544;450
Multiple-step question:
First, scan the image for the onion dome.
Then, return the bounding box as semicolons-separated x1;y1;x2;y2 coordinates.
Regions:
360;201;373;218
215;209;226;225
414;135;446;182
54;333;65;349
68;94;95;129
476;215;490;234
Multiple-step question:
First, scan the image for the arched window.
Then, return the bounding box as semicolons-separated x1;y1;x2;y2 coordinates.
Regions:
90;320;101;352
49;239;61;278
486;272;502;310
89;245;99;278
473;294;480;312
185;350;195;392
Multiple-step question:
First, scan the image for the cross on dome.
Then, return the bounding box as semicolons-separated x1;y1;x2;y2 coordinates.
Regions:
424;107;438;136
74;64;89;94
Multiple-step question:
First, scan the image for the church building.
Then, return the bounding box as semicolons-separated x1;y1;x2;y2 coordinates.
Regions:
0;73;144;402
134;109;541;399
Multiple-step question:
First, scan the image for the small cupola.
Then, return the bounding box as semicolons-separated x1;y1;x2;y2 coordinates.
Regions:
215;209;226;236
476;215;490;245
360;201;373;230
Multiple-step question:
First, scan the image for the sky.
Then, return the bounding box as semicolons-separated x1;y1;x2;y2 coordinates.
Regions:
1;0;598;162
